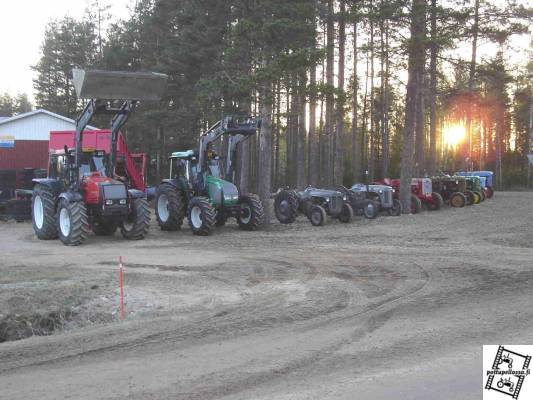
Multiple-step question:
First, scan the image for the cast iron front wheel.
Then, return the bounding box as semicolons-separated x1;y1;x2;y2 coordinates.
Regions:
308;204;326;226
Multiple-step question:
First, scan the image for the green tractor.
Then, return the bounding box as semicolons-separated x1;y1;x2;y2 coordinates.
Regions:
464;176;485;203
155;116;264;235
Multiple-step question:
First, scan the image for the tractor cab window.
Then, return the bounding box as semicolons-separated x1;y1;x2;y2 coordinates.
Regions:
79;152;108;177
208;159;222;178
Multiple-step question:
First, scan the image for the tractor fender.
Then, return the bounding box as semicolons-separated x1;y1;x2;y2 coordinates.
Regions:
31;179;64;197
58;191;83;203
128;188;146;199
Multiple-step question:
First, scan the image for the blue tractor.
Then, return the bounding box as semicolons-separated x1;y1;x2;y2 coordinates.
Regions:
455;171;494;198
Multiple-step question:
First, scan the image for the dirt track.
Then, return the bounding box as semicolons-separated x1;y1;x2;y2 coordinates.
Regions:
1;192;532;399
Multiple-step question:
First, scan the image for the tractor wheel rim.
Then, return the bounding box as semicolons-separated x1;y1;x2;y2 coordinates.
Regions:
33;195;44;229
157;194;169;222
59;207;71;237
190;206;202;229
365;203;375;216
278;200;289;215
240;204;252;224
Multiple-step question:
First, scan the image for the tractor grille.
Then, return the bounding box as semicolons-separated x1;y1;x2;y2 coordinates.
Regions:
102;184;127;200
329;196;343;214
422;179;432;195
382;190;393;207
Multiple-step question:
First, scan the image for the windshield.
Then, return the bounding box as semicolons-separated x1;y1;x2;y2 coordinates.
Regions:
80;154;107;177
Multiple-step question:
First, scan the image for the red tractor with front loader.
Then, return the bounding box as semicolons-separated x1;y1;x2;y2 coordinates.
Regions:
31;69;167;245
376;177;443;214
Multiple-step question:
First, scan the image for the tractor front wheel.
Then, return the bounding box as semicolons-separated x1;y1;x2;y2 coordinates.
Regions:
237;194;264;230
363;200;379;219
57;199;89;246
32;184;58;240
476;190;485;202
308;204;327;226
121;198;150;240
155;183;185;231
428;192;444;211
338;202;354;223
93;221;117;236
274;190;298;224
450;192;466;207
411;195;422;214
187;196;215;236
387;199;402;216
485;186;494;198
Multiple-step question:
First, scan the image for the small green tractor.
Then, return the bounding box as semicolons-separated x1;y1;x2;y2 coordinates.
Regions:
463;176;485;203
155;116;264;235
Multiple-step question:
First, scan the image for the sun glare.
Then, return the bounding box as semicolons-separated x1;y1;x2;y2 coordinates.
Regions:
443;123;466;147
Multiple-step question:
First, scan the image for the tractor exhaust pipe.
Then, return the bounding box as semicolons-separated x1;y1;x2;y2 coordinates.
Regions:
72;69;167;101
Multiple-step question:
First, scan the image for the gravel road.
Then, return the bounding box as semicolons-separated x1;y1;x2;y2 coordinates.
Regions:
1;192;532;399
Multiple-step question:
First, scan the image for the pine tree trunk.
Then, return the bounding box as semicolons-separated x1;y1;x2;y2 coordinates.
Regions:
428;0;438;175
258;83;273;223
297;72;307;188
415;69;425;176
400;0;426;213
309;62;319;186
334;0;346;185
351;15;360;182
368;0;375;182
325;0;335;185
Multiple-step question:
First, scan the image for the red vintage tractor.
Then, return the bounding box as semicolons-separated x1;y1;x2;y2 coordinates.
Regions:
31;69;167;245
376;178;443;214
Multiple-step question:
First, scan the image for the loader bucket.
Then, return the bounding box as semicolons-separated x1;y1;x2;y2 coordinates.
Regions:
72;69;167;101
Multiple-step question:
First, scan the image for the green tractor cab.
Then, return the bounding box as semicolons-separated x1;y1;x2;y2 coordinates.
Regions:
156;116;264;235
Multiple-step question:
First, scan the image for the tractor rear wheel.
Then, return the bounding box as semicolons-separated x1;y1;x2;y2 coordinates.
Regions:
472;191;481;204
93;221;117;236
477;190;485;202
485;186;494;198
363;200;379;219
387;199;402;216
121;198;150;240
57;199;89;246
187;196;215;236
274;190;298;224
237;194;264;230
308;204;326;226
428;192;444;211
155;183;185;230
411;194;422;214
32;184;58;240
464;190;475;206
338;202;354;223
450;192;466;208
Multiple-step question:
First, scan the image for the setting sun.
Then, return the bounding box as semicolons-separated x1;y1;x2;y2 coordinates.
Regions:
442;123;466;147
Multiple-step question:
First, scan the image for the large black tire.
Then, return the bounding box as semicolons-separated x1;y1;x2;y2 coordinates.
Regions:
121;198;150;240
187;196;215;236
32;184;58;240
464;190;475;206
308;204;327;226
237;194;264;230
411;194;422;214
450;192;466;208
387;198;402;216
363;200;379;219
155;183;185;231
338;202;354;223
427;192;444;211
57;199;89;246
93;221;117;236
274;189;298;224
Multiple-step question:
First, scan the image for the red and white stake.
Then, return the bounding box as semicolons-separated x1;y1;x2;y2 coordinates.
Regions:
119;256;125;320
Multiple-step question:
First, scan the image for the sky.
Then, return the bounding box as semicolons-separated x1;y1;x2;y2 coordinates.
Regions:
0;0;133;99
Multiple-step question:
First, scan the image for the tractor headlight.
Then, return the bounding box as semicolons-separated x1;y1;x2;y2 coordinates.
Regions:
343;195;347;201
325;198;330;202
119;199;127;205
105;199;113;205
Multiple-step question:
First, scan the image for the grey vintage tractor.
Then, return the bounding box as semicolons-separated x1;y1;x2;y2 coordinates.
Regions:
350;183;402;216
274;187;353;226
330;185;379;219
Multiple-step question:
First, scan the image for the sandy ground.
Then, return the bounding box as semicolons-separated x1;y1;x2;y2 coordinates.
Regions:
0;192;532;399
